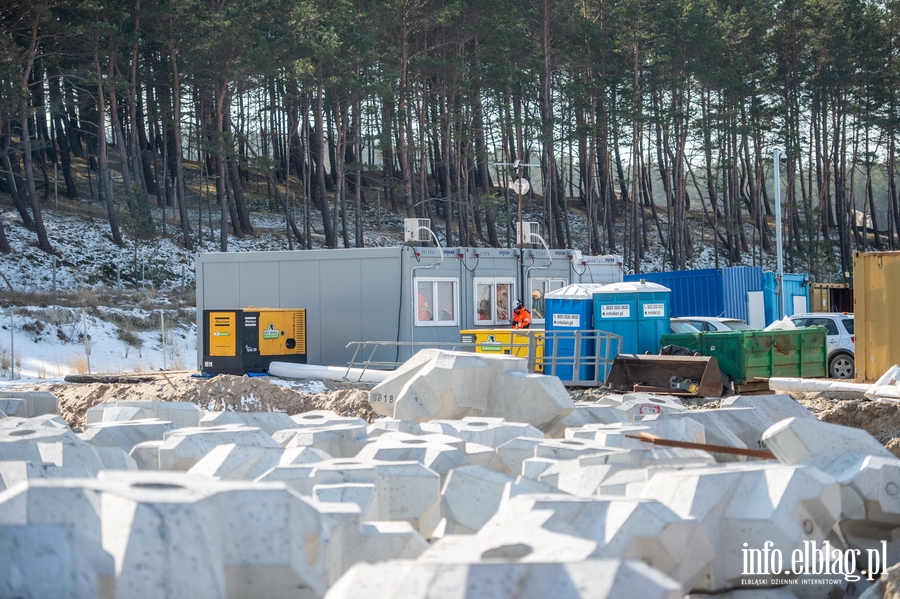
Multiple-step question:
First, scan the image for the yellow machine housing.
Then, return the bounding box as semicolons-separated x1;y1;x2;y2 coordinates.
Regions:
460;329;544;372
202;307;307;375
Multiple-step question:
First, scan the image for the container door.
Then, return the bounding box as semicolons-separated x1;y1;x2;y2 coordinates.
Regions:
792;295;808;315
747;291;765;328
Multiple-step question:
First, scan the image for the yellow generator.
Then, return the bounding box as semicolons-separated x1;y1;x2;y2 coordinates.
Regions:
460;329;544;372
202;308;306;375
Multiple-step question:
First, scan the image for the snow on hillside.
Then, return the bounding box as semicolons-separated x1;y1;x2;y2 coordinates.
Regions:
0;199;784;383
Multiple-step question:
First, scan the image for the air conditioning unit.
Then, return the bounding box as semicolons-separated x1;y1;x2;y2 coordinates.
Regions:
404;218;432;246
516;221;541;246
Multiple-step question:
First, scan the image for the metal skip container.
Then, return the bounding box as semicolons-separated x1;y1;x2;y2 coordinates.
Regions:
593;281;671;355
853;251;900;382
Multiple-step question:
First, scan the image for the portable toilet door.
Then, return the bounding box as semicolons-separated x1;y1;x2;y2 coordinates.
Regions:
593;281;671;355
544;283;607;381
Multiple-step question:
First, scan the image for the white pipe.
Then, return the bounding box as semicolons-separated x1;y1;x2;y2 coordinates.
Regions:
768;377;871;393
268;361;392;383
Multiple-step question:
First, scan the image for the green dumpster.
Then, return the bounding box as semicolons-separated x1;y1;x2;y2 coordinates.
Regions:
659;327;827;385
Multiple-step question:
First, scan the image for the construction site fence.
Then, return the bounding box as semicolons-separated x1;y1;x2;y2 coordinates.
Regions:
344;329;623;387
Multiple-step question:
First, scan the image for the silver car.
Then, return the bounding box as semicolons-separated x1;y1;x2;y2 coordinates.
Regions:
789;312;855;379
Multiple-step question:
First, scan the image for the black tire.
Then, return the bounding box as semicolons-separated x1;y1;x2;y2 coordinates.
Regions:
829;353;855;379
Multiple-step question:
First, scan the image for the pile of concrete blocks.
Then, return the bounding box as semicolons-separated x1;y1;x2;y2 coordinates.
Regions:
2;350;900;598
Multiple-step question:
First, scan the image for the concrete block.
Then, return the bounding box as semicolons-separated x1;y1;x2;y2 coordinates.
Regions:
548;403;631;438
0;390;58;417
187;444;287;480
313;483;376;514
423;493;713;590
91;445;138;471
566;420;706;449
0;523;115;599
279;423;370;458
463;442;495;468
200;410;297;435
644;410;750;462
418;417;543;448
86;400;204;428
128;440;164;470
317;502;429;586
0;472;328;599
94;406;158;423
0;423;105;490
255;464;320;494
324;559;683;599
292;410;368;429
439;465;517;534
493;437;545;476
639;463;842;592
354;432;470;481
157;424;281;471
534;438;632;461
720;394;815;424
79;419;175;453
280;446;333;464
367;418;425;437
97;470;328;599
763;417;900;557
368;350;574;433
0;398;26;417
617;393;688;420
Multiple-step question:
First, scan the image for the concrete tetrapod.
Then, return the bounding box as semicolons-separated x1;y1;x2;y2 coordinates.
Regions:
367;350;574;433
79;419;176;454
0;523;115;599
156;424;281;471
324;559;683;599
420;493;713;590
638;463;842;592
86;401;204;428
762;416;900;565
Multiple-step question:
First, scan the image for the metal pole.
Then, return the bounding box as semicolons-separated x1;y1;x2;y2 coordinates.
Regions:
160;310;167;370
774;148;784;320
9;308;14;380
82;310;91;375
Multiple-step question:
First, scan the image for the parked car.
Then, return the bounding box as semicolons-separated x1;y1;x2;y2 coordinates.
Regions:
680;316;754;332
789;312;855;379
670;318;702;334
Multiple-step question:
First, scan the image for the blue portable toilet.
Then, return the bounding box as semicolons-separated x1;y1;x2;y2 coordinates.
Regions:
593;281;671;354
544;284;607;380
763;272;810;324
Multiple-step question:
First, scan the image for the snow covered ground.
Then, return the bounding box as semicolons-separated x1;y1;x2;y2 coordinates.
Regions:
0;198;784;385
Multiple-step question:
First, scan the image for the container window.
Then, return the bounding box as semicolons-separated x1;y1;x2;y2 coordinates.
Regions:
528;278;566;322
475;277;516;326
415;278;458;326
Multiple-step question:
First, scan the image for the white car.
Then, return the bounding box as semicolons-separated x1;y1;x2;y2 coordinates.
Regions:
670;318;702;334
680;316;754;332
789;312;855;379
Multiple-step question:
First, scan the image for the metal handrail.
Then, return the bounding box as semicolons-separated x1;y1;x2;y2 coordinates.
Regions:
344;329;623;387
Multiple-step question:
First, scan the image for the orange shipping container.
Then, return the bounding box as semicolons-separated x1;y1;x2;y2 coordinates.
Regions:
853;251;900;382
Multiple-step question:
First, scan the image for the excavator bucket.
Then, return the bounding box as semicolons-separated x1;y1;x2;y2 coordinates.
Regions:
605;354;726;397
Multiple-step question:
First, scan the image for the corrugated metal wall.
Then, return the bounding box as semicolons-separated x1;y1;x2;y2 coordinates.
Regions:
763;272;810;324
720;266;763;323
624;269;723;317
853;251;900;381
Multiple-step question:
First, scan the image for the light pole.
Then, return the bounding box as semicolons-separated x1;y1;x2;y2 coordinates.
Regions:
494;158;540;246
774;148;785;319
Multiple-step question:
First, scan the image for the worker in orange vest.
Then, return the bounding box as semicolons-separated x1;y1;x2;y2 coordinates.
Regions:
511;301;532;329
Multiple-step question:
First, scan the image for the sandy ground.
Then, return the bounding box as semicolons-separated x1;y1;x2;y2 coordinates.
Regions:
28;372;377;429
11;375;900;458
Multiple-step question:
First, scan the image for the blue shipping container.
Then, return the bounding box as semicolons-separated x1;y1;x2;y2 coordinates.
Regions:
625;266;763;323
763;272;810;324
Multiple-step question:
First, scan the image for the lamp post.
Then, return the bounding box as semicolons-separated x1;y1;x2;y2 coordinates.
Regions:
494;158;540;246
774;148;785;319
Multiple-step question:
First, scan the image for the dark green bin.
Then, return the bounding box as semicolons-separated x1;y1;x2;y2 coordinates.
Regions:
659;327;827;384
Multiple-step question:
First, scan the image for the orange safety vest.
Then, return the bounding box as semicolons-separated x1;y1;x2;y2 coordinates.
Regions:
511;306;532;329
